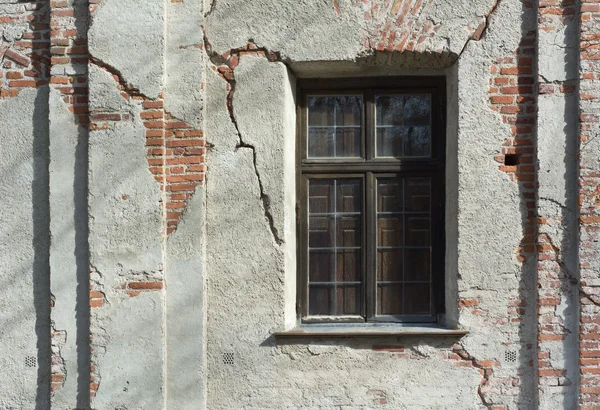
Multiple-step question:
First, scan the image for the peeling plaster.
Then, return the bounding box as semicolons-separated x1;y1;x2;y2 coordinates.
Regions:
89;56;205;236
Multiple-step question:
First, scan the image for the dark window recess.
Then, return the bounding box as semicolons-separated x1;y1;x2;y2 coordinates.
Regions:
296;77;446;324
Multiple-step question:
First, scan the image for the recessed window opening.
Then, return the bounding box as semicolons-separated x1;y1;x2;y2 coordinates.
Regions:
297;77;446;324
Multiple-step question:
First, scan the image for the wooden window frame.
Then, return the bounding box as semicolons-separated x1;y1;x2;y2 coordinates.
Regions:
296;76;446;324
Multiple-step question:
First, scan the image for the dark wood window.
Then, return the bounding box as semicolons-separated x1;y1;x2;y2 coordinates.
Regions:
296;77;446;323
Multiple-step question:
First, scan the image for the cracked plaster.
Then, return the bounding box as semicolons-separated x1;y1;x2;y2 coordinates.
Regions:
0;0;589;408
203;2;533;407
88;0;165;98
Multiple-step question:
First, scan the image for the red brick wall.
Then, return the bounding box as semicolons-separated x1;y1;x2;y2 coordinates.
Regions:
0;1;49;99
580;1;600;408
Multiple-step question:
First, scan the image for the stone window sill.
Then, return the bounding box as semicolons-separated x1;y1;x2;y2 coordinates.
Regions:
273;323;469;338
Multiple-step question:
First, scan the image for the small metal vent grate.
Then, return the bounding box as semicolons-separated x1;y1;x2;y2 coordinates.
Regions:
222;352;234;365
25;356;36;368
505;350;517;363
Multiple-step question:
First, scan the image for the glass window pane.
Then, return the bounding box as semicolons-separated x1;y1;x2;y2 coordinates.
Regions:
335;96;362;126
405;178;431;212
375;94;431;158
336;128;361;158
309;216;333;247
377;284;402;315
405;126;430;157
377;249;403;282
405;215;430;247
337;250;361;282
377;216;402;247
308;178;363;316
307;96;362;158
337;285;361;315
337;179;361;213
308;97;335;126
309;250;334;282
405;248;431;282
309;285;334;315
376;126;405;157
404;284;431;315
377;179;402;212
376;96;404;125
404;95;431;126
309;180;334;213
308;128;334;157
337;216;361;247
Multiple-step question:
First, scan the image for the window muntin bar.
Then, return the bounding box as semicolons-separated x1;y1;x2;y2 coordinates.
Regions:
308;178;363;316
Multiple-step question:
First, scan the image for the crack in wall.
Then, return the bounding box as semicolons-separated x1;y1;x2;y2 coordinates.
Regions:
204;0;217;18
451;343;500;409
539;231;596;313
89;56;154;101
89;55;205;236
539;196;576;214
203;34;284;246
457;0;502;60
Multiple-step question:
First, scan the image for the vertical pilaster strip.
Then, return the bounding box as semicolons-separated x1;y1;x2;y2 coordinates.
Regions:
87;0;166;407
579;2;600;408
0;0;52;406
48;0;90;407
164;0;206;408
536;1;580;408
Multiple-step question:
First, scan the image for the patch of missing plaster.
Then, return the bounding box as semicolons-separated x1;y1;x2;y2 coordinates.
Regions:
89;56;205;235
50;321;67;394
357;0;444;53
0;41;8;61
203;35;284;246
116;266;163;279
89;264;107;398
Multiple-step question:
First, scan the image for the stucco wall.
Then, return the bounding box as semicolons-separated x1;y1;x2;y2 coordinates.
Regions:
202;1;537;409
0;0;595;409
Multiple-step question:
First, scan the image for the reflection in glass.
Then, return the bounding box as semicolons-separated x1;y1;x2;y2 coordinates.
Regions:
307;96;362;158
376;94;431;158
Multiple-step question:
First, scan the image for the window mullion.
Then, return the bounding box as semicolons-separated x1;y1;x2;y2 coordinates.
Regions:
365;171;376;320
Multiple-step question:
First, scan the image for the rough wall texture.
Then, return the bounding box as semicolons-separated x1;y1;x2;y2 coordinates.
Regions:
0;0;598;409
579;2;600;409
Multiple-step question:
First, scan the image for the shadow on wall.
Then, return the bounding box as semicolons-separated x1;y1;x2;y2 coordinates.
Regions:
32;0;51;407
73;0;91;406
555;0;580;407
31;0;91;407
515;1;539;407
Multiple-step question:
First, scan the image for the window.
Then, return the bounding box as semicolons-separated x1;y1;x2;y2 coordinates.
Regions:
296;77;446;324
